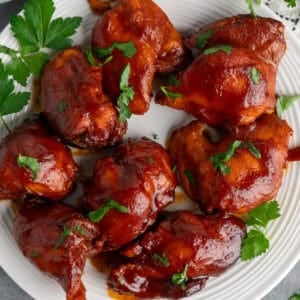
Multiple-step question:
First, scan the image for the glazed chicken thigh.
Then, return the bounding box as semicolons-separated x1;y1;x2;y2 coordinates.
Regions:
109;211;246;298
92;0;187;114
14;199;103;300
41;47;126;148
169;114;292;214
0;120;77;201
156;15;286;126
82;138;176;250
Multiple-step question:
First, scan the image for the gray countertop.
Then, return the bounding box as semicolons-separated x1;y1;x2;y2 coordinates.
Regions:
0;0;299;299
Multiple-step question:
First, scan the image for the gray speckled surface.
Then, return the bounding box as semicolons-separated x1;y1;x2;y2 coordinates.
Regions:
0;1;299;299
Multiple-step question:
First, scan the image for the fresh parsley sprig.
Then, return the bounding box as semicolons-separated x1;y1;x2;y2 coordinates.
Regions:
117;63;135;123
203;45;232;55
241;201;280;261
171;264;189;288
196;30;212;49
88;198;129;223
289;293;300;300
94;41;137;60
153;253;170;267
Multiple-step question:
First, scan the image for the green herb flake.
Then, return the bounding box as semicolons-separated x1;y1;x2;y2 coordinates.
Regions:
88;198;129;223
94;41;137;59
196;30;212;49
184;169;196;187
160;86;182;101
117;63;135;123
166;74;180;87
171;264;189;287
54;227;72;249
245;0;261;18
251;67;260;85
172;165;177;172
17;154;40;180
147;157;154;164
153;253;170;267
31;251;40;258
74;224;85;236
203;45;232;55
276;95;300;118
57;100;68;113
210;140;261;175
152;133;159;140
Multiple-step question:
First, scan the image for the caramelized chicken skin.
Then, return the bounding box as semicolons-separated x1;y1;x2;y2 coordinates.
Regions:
169;114;292;214
0;120;77;201
82;138;176;250
109;211;246;298
92;0;187;114
156;15;286;126
185;15;286;66
41;47;127;148
14;199;103;300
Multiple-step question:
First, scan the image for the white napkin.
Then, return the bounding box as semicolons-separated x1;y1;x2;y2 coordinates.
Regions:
264;0;300;38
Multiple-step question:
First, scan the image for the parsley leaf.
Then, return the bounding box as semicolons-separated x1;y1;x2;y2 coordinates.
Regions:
210;141;261;175
160;86;182;101
184;169;196;187
241;229;269;261
6;58;30;86
153;253;170;267
171;264;189;287
196;30;212;49
94;41;137;59
284;0;297;8
53;227;72;249
45;17;82;50
88;198;129;223
74;224;85;236
276;95;300;118
203;45;232;55
289;293;300;300
23;52;49;76
241;200;280;261
152;133;159;140
17;154;40;180
251;67;260;85
117;63;135;123
31;251;40;258
245;201;280;228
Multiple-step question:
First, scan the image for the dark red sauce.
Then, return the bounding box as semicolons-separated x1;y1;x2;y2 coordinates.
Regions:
288;147;300;162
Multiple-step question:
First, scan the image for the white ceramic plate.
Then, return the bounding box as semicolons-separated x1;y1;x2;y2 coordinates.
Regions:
1;0;300;299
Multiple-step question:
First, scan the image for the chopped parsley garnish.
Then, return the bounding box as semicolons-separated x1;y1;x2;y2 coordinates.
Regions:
166;74;180;87
241;201;280;261
171;264;189;287
196;30;212;49
17;154;40;180
203;45;232;55
160;86;182;101
53;227;72;249
31;251;40;258
74;224;85;236
251;67;260;84
85;47;112;67
94;41;137;59
184;169;196;187
289;293;300;300
210;141;261;175
88;198;129;223
152;133;159;140
57;101;68;113
245;0;261;17
147;157;154;164
117;63;135;123
153;253;170;267
172;165;177;172
276;95;300;118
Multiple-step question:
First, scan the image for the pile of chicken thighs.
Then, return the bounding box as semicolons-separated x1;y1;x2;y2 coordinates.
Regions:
0;0;293;299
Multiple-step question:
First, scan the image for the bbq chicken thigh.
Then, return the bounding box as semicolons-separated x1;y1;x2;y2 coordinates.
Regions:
156;15;286;126
14;199;103;300
82;138;176;250
41;47;126;148
169;114;292;214
109;211;246;299
92;0;187;114
0;120;77;201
